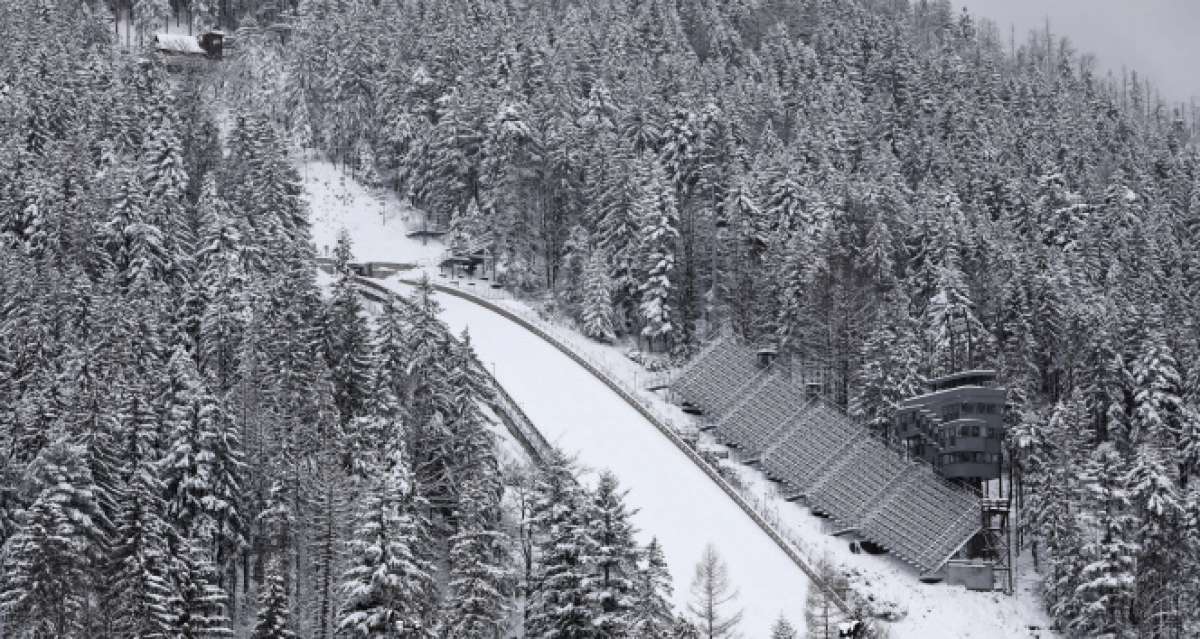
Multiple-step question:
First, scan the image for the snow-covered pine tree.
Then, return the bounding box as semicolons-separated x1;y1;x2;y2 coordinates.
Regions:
659;106;699;202
629;537;675;637
310;447;350;639
0;441;112;637
725;172;767;339
769;614;799;639
850;290;924;441
479;101;540;289
171;538;234;639
592;155;642;331
582;249;617;343
589;471;641;635
325;230;375;427
1072;443;1137;637
923;245;989;376
1077;303;1133;449
252;562;297;639
196;175;249;395
59;344;124;550
139;85;191;270
1130;327;1189;446
231;114;310;267
337;449;437;637
1026;400;1088;622
395;277;461;504
104;167;170;289
371;293;412;408
408;88;473;227
160;346;246;570
559;225;592;311
636;157;680;352
527;453;601;637
442;477;511;637
442;331;501;496
353;138;381;188
1125;438;1184;633
253;481;296;601
1119;324;1192;631
107;392;177;638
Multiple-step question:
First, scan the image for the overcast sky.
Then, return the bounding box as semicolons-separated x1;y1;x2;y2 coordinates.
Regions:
954;0;1199;104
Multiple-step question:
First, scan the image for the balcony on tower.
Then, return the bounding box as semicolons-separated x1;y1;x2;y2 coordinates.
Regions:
895;370;1006;482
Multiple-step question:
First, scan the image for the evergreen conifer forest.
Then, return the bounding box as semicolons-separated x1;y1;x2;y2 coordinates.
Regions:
1;1;1199;637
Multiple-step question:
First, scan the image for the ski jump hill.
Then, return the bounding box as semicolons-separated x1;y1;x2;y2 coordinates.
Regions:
385;273;825;638
302;154;1055;639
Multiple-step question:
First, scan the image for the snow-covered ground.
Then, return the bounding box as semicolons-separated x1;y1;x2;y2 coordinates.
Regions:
300;154;443;265
302;155;1056;638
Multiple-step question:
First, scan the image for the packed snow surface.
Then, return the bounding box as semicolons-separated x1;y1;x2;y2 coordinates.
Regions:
390;278;811;637
301;155;443;265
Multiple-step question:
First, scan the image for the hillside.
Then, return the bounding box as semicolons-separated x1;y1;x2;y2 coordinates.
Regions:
1;0;1198;637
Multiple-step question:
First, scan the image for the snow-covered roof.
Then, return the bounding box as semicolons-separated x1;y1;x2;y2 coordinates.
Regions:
154;33;205;55
926;369;997;387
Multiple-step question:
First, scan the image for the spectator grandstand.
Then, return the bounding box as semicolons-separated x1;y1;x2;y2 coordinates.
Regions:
670;338;766;416
670;337;986;577
762;404;866;493
713;373;812;458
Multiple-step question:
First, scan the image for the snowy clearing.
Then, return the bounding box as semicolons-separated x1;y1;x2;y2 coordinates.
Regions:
301;154;443;265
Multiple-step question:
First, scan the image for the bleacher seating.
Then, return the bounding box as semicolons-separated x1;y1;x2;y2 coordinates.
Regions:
807;437;914;525
761;405;862;492
674;339;983;575
672;339;763;418
714;373;811;457
860;466;981;570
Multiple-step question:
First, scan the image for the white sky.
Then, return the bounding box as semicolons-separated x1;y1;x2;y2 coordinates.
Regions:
955;0;1200;104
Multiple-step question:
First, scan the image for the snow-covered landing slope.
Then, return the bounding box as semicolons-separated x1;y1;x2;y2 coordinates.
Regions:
389;279;811;637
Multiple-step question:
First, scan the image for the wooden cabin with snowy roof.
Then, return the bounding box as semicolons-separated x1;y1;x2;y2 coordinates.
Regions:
153;31;223;67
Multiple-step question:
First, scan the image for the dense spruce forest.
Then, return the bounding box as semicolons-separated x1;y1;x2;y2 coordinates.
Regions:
2;0;1199;637
0;3;687;638
255;0;1197;636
